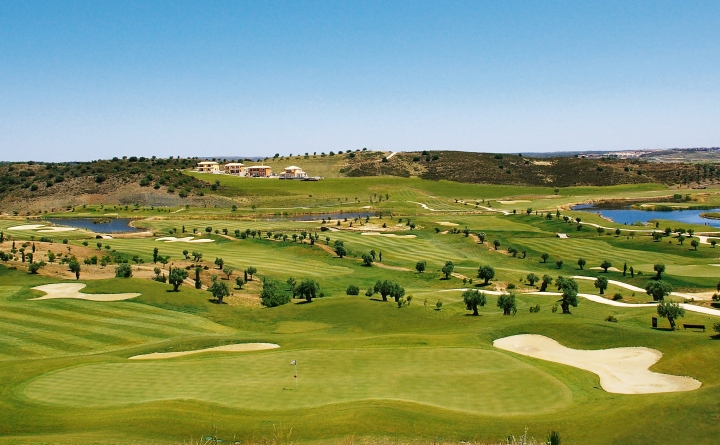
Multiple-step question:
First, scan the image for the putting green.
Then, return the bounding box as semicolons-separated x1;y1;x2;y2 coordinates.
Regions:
23;348;572;414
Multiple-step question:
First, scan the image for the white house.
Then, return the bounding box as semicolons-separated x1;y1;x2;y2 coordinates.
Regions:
279;166;308;179
196;161;220;173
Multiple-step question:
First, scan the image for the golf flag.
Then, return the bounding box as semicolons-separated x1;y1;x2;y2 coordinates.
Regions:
290;360;296;365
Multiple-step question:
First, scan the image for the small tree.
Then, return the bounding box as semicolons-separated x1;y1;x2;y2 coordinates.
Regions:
526;273;539;286
415;260;426;273
477;265;495;285
645;280;672;301
657;301;685;330
600;260;612;273
334;245;347;258
691;239;699;250
195;266;202;289
556;276;579;314
497;293;517;315
594;276;608;295
678;234;686;245
346;284;360;295
540;253;549;263
235;276;244;290
556;259;563;269
362;253;373;267
493;240;501;250
214;257;224;270
596;227;605;236
169;268;189;291
462;290;487;316
209;279;230;303
577;258;586;270
153;247;159;263
246;266;257;280
260;280;290;307
297;278;320;302
441;261;454;279
182;249;189;259
28;261;46;274
115;263;133;278
223;267;234;280
68;259;81;280
654;263;665;280
192;251;203;262
540;274;553;292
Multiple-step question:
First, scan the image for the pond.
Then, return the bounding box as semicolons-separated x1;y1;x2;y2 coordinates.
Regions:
572;204;720;228
45;218;142;233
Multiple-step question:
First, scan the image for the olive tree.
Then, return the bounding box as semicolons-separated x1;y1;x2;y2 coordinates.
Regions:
556;276;579;314
594;276;608;295
462;290;487;316
441;261;454;279
600;260;612;273
654;263;665;280
296;278;320;302
526;273;539;286
477;265;495;285
208;278;230;303
497;293;517;315
645;280;672;301
577;258;586;270
169;268;189;291
657;301;685;330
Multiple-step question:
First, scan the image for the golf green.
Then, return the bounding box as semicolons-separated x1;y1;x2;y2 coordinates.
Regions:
22;347;572;414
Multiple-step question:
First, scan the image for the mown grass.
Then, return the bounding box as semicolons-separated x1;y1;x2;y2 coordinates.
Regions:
2;180;720;444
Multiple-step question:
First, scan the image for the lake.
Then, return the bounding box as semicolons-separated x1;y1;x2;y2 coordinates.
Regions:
573;204;720;228
46;218;142;233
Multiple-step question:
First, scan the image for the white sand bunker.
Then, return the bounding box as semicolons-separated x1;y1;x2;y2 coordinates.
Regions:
590;266;622;273
8;224;77;233
129;343;280;360
436;222;459;226
360;232;417;238
156;237;215;243
494;334;701;394
30;283;140;302
497;200;531;204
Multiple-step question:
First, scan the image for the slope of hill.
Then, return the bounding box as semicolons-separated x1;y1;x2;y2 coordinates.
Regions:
343;150;720;187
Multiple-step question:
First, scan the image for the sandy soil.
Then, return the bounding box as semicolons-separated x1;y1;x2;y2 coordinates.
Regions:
589;266;622;272
8;224;78;233
30;283;141;301
155;237;215;243
494;334;701;394
128;343;280;360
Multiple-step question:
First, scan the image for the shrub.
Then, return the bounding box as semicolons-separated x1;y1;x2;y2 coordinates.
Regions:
529;304;541;313
713;323;720;335
605;315;618;322
612;293;623;301
435;300;443;310
115;263;133;278
346;284;360;295
507;283;516;289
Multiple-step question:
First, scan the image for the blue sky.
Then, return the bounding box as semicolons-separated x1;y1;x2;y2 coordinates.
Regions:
1;1;719;161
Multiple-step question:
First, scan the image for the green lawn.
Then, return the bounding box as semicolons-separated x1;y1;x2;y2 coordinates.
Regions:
1;179;720;444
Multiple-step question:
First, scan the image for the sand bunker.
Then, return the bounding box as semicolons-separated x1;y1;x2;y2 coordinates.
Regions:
497;200;531;204
590;266;622;273
360;232;416;238
155;237;215;243
494;334;701;394
8;224;77;233
436;222;459;226
30;283;140;302
129;343;279;360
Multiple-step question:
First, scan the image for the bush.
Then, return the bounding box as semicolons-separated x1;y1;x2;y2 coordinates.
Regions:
345;284;360;295
605;315;618;323
714;322;720;335
115;263;133;278
529;304;541;313
507;283;516;289
612;293;623;301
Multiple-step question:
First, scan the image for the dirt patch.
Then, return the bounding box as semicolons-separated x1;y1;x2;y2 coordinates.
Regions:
128;343;279;360
30;283;140;301
494;334;701;394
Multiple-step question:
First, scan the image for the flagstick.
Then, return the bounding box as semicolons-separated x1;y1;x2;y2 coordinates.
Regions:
294;362;298;390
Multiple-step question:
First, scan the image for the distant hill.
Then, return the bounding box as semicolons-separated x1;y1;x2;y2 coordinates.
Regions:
2;150;719;214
